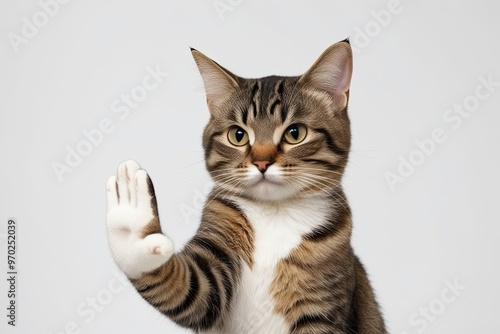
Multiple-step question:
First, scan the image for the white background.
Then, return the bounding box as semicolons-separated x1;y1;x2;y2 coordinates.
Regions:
1;0;499;333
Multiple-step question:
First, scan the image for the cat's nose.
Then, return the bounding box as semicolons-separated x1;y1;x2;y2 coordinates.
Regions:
253;160;271;173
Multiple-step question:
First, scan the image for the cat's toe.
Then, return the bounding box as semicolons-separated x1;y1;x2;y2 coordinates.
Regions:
134;169;156;212
132;233;174;274
145;233;174;258
118;160;142;180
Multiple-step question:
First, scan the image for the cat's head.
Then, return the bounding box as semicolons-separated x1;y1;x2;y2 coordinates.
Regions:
192;40;352;202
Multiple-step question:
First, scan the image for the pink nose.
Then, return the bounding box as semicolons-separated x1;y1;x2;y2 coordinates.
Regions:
253;160;271;173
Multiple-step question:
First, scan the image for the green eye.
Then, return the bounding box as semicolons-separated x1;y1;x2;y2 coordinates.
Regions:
283;124;307;144
227;127;249;146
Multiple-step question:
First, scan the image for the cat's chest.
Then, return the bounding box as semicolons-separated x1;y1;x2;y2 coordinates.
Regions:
239;196;331;262
222;197;331;333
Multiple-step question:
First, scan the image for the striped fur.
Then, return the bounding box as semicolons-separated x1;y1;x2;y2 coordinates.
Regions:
106;40;386;333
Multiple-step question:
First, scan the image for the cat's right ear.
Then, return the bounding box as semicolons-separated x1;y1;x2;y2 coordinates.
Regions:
191;48;240;112
298;40;353;110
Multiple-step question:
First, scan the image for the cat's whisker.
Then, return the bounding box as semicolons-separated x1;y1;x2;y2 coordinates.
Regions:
211;173;246;182
284;166;344;176
174;159;206;170
203;183;241;209
282;168;342;183
214;177;243;190
283;166;359;184
210;170;248;180
291;175;350;211
207;175;249;203
289;174;330;194
281;170;341;181
290;177;336;202
220;178;247;203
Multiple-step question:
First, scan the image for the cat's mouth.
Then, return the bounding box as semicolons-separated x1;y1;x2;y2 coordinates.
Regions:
256;176;276;184
240;165;298;201
251;173;282;187
245;171;297;201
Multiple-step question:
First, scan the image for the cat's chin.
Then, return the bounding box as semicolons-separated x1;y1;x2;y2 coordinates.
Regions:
246;181;298;202
237;165;298;201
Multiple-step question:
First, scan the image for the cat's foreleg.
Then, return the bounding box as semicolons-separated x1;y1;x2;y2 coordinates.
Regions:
106;160;237;331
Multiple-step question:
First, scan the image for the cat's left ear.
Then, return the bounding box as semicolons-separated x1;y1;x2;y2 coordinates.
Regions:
191;48;240;113
298;40;353;110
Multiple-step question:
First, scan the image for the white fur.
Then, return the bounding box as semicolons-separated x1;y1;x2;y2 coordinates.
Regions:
106;160;173;279
205;195;331;334
108;161;332;332
244;164;302;201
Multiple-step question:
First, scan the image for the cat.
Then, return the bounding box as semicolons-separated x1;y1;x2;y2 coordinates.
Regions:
106;39;386;334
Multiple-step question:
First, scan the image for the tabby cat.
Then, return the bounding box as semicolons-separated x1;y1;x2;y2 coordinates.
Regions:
106;39;386;333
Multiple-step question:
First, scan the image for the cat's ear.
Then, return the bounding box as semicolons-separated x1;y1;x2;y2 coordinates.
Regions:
299;40;353;108
191;48;240;112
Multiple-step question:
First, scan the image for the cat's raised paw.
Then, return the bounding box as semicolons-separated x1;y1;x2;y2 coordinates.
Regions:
106;160;173;278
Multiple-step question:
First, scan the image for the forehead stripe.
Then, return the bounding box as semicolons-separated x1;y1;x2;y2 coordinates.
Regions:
280;104;288;123
241;107;248;125
269;99;280;116
277;80;284;96
251;82;259;119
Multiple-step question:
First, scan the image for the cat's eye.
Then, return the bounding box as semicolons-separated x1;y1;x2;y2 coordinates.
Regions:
227;127;249;146
283;124;307;144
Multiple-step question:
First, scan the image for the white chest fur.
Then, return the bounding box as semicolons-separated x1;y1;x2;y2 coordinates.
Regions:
211;196;331;334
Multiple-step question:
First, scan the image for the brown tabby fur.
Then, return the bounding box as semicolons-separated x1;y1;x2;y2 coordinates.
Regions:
129;40;386;333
